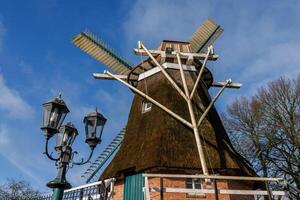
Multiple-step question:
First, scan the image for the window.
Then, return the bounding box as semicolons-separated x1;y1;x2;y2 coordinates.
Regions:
186;178;203;197
142;101;152;113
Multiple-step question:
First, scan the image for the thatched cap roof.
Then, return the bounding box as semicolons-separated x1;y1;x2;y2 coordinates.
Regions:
101;69;256;180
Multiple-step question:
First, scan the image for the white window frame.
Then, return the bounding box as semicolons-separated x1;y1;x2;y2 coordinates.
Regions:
186;178;204;197
142;101;152;113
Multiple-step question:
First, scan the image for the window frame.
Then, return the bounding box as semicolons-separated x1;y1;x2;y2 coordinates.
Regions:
186;178;205;197
142;101;152;113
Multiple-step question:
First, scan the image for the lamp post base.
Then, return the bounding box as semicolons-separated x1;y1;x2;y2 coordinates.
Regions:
47;179;72;189
47;179;71;200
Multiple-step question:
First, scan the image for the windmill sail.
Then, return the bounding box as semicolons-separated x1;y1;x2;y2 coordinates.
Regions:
82;128;125;183
72;32;133;75
188;19;223;53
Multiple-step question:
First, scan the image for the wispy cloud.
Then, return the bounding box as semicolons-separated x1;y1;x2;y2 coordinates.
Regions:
0;125;46;187
123;0;210;49
0;125;9;145
123;0;300;109
0;74;34;119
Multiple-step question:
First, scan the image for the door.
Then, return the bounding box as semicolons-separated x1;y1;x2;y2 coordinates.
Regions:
123;173;144;200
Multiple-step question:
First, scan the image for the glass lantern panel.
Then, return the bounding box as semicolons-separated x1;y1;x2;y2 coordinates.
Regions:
57;112;67;129
62;132;69;146
85;120;96;138
56;131;64;148
49;107;59;128
42;108;50;127
69;131;77;146
95;125;104;139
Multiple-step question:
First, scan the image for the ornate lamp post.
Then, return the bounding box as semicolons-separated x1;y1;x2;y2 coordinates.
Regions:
41;95;106;200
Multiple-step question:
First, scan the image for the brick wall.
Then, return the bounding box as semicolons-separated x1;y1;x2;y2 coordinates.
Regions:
111;177;255;200
112;180;124;200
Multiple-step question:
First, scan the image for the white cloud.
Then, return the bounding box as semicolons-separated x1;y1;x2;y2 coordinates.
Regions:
0;74;34;119
123;0;210;48
123;0;300;109
0;125;46;187
0;125;9;145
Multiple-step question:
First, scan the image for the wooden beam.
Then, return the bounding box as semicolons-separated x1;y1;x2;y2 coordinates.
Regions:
190;46;212;100
143;174;284;182
93;73;127;80
197;81;229;128
134;48;219;61
212;81;242;89
148;187;286;196
139;42;188;101
104;71;193;129
176;52;209;176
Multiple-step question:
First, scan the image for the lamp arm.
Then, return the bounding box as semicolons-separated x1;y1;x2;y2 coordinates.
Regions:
72;149;94;165
44;138;59;161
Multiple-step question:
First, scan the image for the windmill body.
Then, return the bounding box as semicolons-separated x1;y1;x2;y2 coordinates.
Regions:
71;19;273;200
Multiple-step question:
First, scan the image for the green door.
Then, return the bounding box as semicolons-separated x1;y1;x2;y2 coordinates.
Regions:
123;173;145;200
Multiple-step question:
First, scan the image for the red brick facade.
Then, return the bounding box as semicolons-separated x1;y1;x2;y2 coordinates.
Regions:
111;177;254;200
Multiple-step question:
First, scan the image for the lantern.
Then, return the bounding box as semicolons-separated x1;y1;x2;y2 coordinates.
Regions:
83;110;107;149
56;122;78;150
41;95;69;138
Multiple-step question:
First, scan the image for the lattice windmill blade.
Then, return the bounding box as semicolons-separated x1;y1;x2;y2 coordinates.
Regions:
82;128;125;183
188;18;224;53
72;31;133;75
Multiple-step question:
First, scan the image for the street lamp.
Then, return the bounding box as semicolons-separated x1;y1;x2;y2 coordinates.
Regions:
41;95;107;200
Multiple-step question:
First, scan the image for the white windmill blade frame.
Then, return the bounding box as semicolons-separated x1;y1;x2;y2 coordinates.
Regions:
188;19;223;53
72;31;133;75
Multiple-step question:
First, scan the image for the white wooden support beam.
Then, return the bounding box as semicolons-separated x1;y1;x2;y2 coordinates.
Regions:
211;81;242;89
186;55;194;65
197;80;230;128
139;41;188;101
148;187;286;196
104;71;193;129
160;51;166;64
93;73;128;80
144;176;151;200
190;46;212;100
108;179;115;199
176;52;209;176
134;48;219;61
143;173;284;182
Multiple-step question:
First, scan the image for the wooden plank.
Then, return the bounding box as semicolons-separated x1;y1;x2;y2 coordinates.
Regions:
134;48;218;61
143;174;284;182
93;73;127;80
149;187;286;196
212;81;242;89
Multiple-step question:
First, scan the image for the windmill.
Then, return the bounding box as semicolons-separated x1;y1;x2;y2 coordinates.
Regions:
71;19;259;199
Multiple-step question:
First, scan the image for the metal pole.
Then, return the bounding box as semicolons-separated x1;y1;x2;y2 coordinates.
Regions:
160;177;164;200
214;179;219;200
104;71;193;129
47;160;69;200
176;53;209;175
51;188;64;200
197;80;229;127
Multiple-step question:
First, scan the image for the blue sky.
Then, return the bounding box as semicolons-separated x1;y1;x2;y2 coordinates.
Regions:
0;0;299;193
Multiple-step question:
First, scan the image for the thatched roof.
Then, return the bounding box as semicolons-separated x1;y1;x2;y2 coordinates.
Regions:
100;68;256;179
